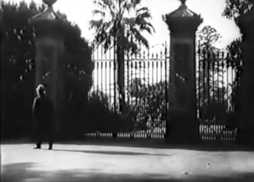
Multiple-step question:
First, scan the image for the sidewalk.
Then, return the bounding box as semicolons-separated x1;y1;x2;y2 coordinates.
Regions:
1;141;254;182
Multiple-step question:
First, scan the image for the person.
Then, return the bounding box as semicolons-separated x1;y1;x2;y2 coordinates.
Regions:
32;84;54;150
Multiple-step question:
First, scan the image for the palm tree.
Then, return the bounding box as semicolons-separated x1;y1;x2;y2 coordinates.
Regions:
90;0;154;111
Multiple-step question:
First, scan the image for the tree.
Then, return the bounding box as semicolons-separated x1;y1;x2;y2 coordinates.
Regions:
60;24;94;137
223;0;254;21
1;1;40;138
198;25;221;52
1;1;93;138
197;26;230;123
128;78;167;134
90;0;154;111
223;0;253;67
223;0;252;88
223;0;253;131
1;8;4;131
197;25;222;103
226;39;243;115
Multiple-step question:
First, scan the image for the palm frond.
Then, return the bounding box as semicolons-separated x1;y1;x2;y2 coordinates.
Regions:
136;7;152;20
94;0;107;10
123;0;142;12
91;0;153;52
123;17;135;26
92;9;106;17
136;19;155;33
121;34;139;54
130;27;149;48
100;0;114;8
95;0;116;18
124;16;154;34
137;7;149;13
89;19;104;30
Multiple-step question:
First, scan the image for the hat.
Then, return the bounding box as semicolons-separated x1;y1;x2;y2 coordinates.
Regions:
36;84;46;96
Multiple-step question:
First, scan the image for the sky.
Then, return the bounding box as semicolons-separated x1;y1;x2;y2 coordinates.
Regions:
3;0;241;49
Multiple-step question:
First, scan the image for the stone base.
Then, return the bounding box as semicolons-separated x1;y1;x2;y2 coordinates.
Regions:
237;127;254;146
165;109;199;144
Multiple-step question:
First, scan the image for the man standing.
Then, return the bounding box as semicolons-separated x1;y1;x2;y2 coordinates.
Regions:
32;84;54;150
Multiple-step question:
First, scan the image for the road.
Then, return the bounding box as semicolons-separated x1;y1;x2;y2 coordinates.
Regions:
1;142;254;182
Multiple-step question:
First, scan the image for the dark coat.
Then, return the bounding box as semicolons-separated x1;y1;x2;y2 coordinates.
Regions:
32;96;54;132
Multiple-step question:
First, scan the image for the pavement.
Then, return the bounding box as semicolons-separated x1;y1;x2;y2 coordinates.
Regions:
1;141;254;182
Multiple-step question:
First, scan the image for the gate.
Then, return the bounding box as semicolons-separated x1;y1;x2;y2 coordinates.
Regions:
197;48;242;144
89;43;242;143
89;44;170;139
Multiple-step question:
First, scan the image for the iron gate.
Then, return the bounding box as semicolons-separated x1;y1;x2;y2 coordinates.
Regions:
89;44;242;143
89;44;170;139
197;49;241;144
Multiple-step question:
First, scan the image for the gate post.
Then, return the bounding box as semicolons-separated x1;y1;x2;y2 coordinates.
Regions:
163;0;202;144
29;0;65;137
238;8;254;146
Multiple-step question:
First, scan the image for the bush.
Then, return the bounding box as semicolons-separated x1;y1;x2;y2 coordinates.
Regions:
128;78;167;132
84;91;135;133
1;2;93;139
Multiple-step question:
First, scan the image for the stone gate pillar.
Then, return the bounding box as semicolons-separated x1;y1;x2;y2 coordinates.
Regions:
238;8;254;146
163;0;202;144
29;0;65;135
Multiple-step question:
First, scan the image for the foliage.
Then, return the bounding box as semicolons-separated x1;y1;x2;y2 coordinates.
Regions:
85;91;135;132
225;39;243;128
222;0;252;130
1;1;93;138
90;0;154;53
197;38;243;128
223;0;254;21
197;25;223;107
128;78;167;133
84;78;168;134
60;23;94;136
197;26;231;123
198;25;221;52
198;53;231;124
90;0;154;111
226;39;243;103
199;95;228;123
84;91;114;132
1;1;40;138
0;8;3;42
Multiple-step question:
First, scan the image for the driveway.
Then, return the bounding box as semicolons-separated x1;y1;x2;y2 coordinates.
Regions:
1;142;254;182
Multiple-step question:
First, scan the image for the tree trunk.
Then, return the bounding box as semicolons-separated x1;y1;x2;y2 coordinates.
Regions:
117;45;125;112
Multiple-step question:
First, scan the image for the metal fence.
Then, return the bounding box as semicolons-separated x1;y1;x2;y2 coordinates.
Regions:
88;44;242;143
89;44;170;139
197;49;242;144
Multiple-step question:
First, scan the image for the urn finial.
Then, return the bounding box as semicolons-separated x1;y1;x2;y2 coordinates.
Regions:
42;0;57;7
180;0;186;5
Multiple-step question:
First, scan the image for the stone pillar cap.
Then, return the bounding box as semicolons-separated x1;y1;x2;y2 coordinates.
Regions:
166;0;201;18
43;0;57;7
163;0;203;34
29;0;59;23
180;0;186;5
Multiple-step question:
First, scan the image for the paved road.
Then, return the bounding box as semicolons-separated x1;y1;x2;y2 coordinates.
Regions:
1;143;254;182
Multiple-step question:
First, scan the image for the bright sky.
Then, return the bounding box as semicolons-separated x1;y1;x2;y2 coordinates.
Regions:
4;0;241;48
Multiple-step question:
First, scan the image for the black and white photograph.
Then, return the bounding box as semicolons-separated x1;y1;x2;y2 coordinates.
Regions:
1;0;254;181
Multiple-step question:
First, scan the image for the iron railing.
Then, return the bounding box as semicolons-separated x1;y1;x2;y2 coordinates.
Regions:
197;49;242;144
89;44;170;139
88;44;242;143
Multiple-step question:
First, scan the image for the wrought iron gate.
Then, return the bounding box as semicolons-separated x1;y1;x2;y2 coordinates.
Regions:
197;49;241;144
89;44;242;143
89;44;170;139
